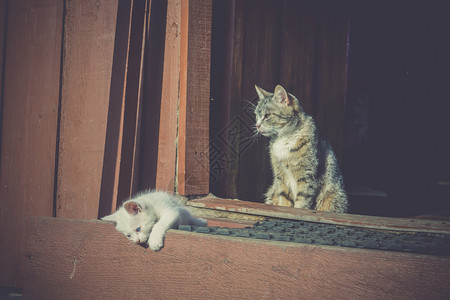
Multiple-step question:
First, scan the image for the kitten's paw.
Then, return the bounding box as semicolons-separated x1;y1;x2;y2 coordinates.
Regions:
149;237;164;251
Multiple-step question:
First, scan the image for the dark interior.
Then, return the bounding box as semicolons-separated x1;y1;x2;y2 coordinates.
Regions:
344;0;450;217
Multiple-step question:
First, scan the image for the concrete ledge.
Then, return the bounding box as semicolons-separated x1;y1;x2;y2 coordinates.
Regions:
24;217;450;299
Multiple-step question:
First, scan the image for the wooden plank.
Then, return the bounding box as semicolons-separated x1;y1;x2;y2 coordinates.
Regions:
24;217;450;299
237;0;282;203
56;0;119;219
0;0;63;287
97;0;133;217
188;198;450;234
279;0;317;115
116;0;147;203
177;0;212;195
315;3;350;162
138;0;168;190
154;0;182;192
0;0;5;129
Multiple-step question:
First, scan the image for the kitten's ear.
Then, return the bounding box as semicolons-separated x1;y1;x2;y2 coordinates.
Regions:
255;85;271;101
124;201;142;216
274;85;290;106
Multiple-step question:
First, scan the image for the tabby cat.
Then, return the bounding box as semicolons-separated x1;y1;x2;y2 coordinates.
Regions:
254;85;348;213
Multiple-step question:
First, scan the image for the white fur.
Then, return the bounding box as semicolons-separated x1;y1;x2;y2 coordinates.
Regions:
102;190;207;251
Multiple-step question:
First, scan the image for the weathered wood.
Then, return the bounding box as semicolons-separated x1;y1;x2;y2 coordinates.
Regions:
237;0;282;203
188;198;450;234
315;3;350;163
116;0;147;203
56;0;119;219
177;0;212;195
138;0;168;190
279;0;317;115
0;0;63;287
154;0;182;192
24;217;450;299
98;0;133;218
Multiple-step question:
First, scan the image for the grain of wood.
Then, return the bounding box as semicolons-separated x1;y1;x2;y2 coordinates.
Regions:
155;0;182;192
0;0;63;287
56;0;119;219
177;0;212;195
24;217;450;299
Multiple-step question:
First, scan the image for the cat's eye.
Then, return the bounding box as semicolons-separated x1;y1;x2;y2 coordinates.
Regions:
264;113;271;119
126;234;131;238
136;227;141;232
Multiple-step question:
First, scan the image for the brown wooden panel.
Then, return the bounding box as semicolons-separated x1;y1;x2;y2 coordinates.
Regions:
279;0;317;115
116;0;147;203
0;0;5;124
0;0;63;287
237;0;282;203
315;3;350;162
56;0;119;219
177;0;212;195
154;0;182;192
138;0;168;191
97;0;133;217
24;217;450;299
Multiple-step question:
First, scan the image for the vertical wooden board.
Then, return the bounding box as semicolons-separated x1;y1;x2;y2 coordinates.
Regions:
155;0;181;192
138;0;167;191
56;0;119;219
209;0;237;197
0;0;5;124
0;0;63;287
315;4;350;163
97;0;133;217
279;0;317;116
116;0;147;203
237;0;282;203
178;0;212;195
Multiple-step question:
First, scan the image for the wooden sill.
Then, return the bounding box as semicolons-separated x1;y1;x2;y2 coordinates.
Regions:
25;217;450;299
188;197;450;234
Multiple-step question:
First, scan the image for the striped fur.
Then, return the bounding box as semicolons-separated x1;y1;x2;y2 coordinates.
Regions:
255;85;348;213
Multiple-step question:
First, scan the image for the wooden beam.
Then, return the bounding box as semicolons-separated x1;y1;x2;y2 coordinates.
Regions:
188;198;450;234
315;4;350;163
56;0;119;219
154;0;182;192
116;0;147;203
177;0;212;195
98;0;133;217
0;0;63;287
25;217;450;299
138;0;167;190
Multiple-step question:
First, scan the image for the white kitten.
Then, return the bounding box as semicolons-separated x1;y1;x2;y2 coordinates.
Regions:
102;190;207;251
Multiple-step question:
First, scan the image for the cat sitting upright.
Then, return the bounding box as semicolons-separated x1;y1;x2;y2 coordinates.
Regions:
254;84;348;213
102;190;207;251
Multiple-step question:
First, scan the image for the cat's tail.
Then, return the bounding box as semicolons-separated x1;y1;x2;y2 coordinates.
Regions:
190;217;208;227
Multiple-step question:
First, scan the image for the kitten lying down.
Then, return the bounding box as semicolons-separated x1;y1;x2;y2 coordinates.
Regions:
102;190;207;251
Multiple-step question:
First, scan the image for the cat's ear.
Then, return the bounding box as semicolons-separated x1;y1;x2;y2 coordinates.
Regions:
255;85;271;101
124;201;142;216
274;85;290;106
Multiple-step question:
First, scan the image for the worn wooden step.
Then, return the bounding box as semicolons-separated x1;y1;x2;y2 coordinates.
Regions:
24;217;450;299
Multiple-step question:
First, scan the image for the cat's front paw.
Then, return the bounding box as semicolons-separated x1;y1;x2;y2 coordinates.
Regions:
149;238;163;251
148;234;164;251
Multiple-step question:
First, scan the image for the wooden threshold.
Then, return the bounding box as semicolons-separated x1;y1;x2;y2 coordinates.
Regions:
188;197;450;234
24;217;450;299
